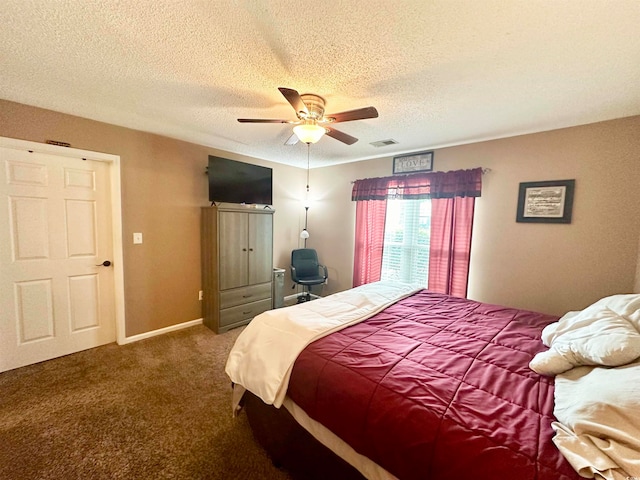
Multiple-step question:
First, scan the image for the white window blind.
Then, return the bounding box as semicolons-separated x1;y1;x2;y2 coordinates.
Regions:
380;198;431;285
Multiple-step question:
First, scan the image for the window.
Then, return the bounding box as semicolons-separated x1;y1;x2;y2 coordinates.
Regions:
352;167;481;295
380;198;431;285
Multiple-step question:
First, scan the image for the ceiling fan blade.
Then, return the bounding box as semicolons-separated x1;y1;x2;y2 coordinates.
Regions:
278;87;309;116
237;118;295;123
325;106;378;123
284;133;299;145
325;127;358;145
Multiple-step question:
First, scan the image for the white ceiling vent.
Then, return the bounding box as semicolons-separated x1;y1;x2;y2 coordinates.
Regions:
370;139;399;147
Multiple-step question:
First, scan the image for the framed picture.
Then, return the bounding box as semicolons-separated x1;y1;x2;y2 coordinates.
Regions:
516;179;575;223
393;151;434;174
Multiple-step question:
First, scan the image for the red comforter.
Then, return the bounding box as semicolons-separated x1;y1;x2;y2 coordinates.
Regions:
287;290;581;480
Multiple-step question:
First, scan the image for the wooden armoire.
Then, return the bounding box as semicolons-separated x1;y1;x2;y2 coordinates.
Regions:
201;206;274;333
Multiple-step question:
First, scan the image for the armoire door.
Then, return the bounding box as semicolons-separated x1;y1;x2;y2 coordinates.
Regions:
248;212;273;285
218;211;248;290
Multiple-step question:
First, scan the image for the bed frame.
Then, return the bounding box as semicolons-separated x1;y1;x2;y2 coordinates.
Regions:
243;391;364;480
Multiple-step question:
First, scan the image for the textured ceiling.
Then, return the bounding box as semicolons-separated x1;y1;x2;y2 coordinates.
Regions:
2;1;640;169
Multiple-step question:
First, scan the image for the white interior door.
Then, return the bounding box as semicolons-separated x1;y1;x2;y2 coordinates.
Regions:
0;146;117;372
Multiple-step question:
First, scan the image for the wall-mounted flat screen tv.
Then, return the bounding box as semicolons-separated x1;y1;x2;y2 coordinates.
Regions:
207;156;273;205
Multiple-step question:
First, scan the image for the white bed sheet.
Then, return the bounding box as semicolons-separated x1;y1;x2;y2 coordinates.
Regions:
552;361;640;480
528;294;640;479
225;281;421;408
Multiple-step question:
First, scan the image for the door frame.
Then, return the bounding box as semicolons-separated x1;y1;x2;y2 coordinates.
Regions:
0;136;126;344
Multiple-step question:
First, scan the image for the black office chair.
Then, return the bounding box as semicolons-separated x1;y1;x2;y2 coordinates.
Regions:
291;248;328;303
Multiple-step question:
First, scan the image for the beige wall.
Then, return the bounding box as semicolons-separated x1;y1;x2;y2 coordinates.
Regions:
636;235;640;293
0;99;305;336
2;98;639;331
311;116;640;316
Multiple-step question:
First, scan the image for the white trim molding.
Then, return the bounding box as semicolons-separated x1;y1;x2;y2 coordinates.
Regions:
119;318;203;344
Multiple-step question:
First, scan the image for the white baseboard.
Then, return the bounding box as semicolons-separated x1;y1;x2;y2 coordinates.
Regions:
117;318;203;345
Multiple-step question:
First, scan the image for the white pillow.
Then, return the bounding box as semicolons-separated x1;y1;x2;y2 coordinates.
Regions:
529;296;640;376
543;294;640;345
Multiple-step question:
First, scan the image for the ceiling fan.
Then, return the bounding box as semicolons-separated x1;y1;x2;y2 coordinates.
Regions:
238;87;378;145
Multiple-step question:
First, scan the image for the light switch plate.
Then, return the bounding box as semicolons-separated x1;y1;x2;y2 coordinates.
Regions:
133;232;143;244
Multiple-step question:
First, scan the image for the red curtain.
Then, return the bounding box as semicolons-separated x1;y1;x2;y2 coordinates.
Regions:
352;199;387;287
352;168;482;295
428;197;476;297
352;168;482;200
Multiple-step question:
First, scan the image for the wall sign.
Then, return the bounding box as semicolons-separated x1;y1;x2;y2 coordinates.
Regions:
516;179;575;223
393;151;434;174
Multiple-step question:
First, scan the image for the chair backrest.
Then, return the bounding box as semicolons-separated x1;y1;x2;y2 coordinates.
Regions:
291;248;320;279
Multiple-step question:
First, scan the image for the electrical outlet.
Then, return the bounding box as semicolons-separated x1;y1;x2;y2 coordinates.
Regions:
198;290;203;301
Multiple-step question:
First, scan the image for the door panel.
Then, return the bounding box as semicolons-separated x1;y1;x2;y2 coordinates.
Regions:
15;279;55;342
10;196;50;260
66;199;97;256
0;147;116;372
68;274;100;331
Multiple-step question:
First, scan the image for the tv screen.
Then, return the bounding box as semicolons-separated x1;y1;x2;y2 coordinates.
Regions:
207;156;273;205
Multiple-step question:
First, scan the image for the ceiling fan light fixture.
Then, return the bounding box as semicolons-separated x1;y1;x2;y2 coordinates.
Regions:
293;123;326;144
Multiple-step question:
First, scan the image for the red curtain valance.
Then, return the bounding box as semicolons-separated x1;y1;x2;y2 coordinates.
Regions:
351;167;482;201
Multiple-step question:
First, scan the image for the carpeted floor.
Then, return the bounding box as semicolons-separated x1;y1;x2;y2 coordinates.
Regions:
0;325;292;480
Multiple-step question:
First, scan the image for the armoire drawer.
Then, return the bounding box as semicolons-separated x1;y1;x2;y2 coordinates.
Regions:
219;282;272;310
219;298;273;327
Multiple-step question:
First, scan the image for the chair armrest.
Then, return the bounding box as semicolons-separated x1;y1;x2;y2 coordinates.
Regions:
290;265;298;283
319;264;328;280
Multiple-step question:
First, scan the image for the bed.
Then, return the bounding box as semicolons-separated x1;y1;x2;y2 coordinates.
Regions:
225;282;640;480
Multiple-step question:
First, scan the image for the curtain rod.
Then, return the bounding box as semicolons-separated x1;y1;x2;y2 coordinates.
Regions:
350;167;491;183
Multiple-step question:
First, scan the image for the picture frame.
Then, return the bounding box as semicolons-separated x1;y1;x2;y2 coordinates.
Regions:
393;151;434;174
516;179;575;223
